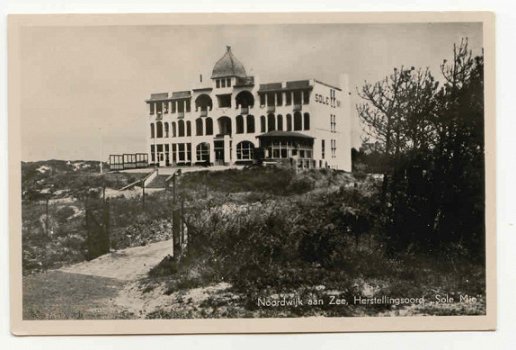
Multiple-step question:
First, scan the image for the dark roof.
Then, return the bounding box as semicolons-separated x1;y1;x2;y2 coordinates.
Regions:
149;92;169;100
234;76;255;87
211;46;247;79
171;91;191;98
257;131;314;139
192;87;213;92
258;80;313;93
286;80;310;89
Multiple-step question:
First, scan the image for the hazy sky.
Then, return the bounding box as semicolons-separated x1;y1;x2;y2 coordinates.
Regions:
19;22;482;161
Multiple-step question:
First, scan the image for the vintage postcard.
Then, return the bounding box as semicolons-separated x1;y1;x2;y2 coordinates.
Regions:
8;12;496;335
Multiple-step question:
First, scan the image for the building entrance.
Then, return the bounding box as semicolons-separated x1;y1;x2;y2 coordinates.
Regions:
214;140;225;165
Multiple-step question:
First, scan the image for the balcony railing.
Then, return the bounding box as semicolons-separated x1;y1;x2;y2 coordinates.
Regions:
293;104;302;112
267;105;276;113
240;106;249;115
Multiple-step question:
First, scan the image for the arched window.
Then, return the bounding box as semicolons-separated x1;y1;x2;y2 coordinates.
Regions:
286;114;292;131
196;143;210;162
235;90;255;110
236;115;244;134
171;122;177;137
277;114;283;131
236;141;255;160
294;112;302;131
267;114;275;132
195;94;213;113
246;115;255;133
303;113;310;130
150;123;155;138
206;118;213;135
260;116;266;132
164;123;169;137
186;121;192;136
217;117;232;136
178;120;185;137
196;118;203;136
156;121;163;138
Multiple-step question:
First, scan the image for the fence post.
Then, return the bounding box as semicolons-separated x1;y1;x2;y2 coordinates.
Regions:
142;179;145;210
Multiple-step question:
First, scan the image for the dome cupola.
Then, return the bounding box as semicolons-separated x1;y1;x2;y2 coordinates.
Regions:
211;46;247;79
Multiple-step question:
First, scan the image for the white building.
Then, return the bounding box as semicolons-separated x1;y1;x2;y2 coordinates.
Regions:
146;46;352;171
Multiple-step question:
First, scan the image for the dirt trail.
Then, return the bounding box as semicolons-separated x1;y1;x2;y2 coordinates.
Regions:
59;239;173;281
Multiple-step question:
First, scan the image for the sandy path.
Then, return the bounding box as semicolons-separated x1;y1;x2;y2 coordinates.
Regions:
59;239;173;281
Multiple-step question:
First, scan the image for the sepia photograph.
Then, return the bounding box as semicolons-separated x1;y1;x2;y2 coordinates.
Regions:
8;12;495;334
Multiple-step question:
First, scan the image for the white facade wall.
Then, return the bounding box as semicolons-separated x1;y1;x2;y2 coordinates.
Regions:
146;74;352;171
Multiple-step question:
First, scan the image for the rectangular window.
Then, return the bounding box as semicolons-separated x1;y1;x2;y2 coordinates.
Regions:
163;101;169;114
150;145;155;162
276;92;283;106
186;99;191;113
321;140;325;159
266;93;275;106
187;143;192;162
171;101;176;114
172;143;177;163
221;79;226;88
300;150;305;158
178;143;185;161
259;94;265;106
218;94;231;108
156;102;162;114
303;90;309;104
293;91;301;105
286;92;292;105
330;139;337;158
150;103;155;115
227;78;231;87
216;80;220;88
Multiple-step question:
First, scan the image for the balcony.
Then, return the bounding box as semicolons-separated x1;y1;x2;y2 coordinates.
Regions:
293;104;302;112
267;105;276;113
178;111;185;118
198;106;211;117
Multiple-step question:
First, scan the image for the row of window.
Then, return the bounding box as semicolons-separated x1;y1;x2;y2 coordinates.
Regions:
330;114;337;133
151;119;214;139
215;78;232;89
150;99;191;115
150;112;311;139
322;139;337;159
150;141;255;163
259;90;310;106
259;113;310;133
149;90;311;115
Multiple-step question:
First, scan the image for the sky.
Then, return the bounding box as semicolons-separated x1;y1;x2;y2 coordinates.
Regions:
18;22;483;161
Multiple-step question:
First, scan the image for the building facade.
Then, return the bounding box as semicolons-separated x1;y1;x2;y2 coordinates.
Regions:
146;46;352;171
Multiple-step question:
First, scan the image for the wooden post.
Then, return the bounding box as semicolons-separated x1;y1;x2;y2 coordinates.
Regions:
142;179;145;210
